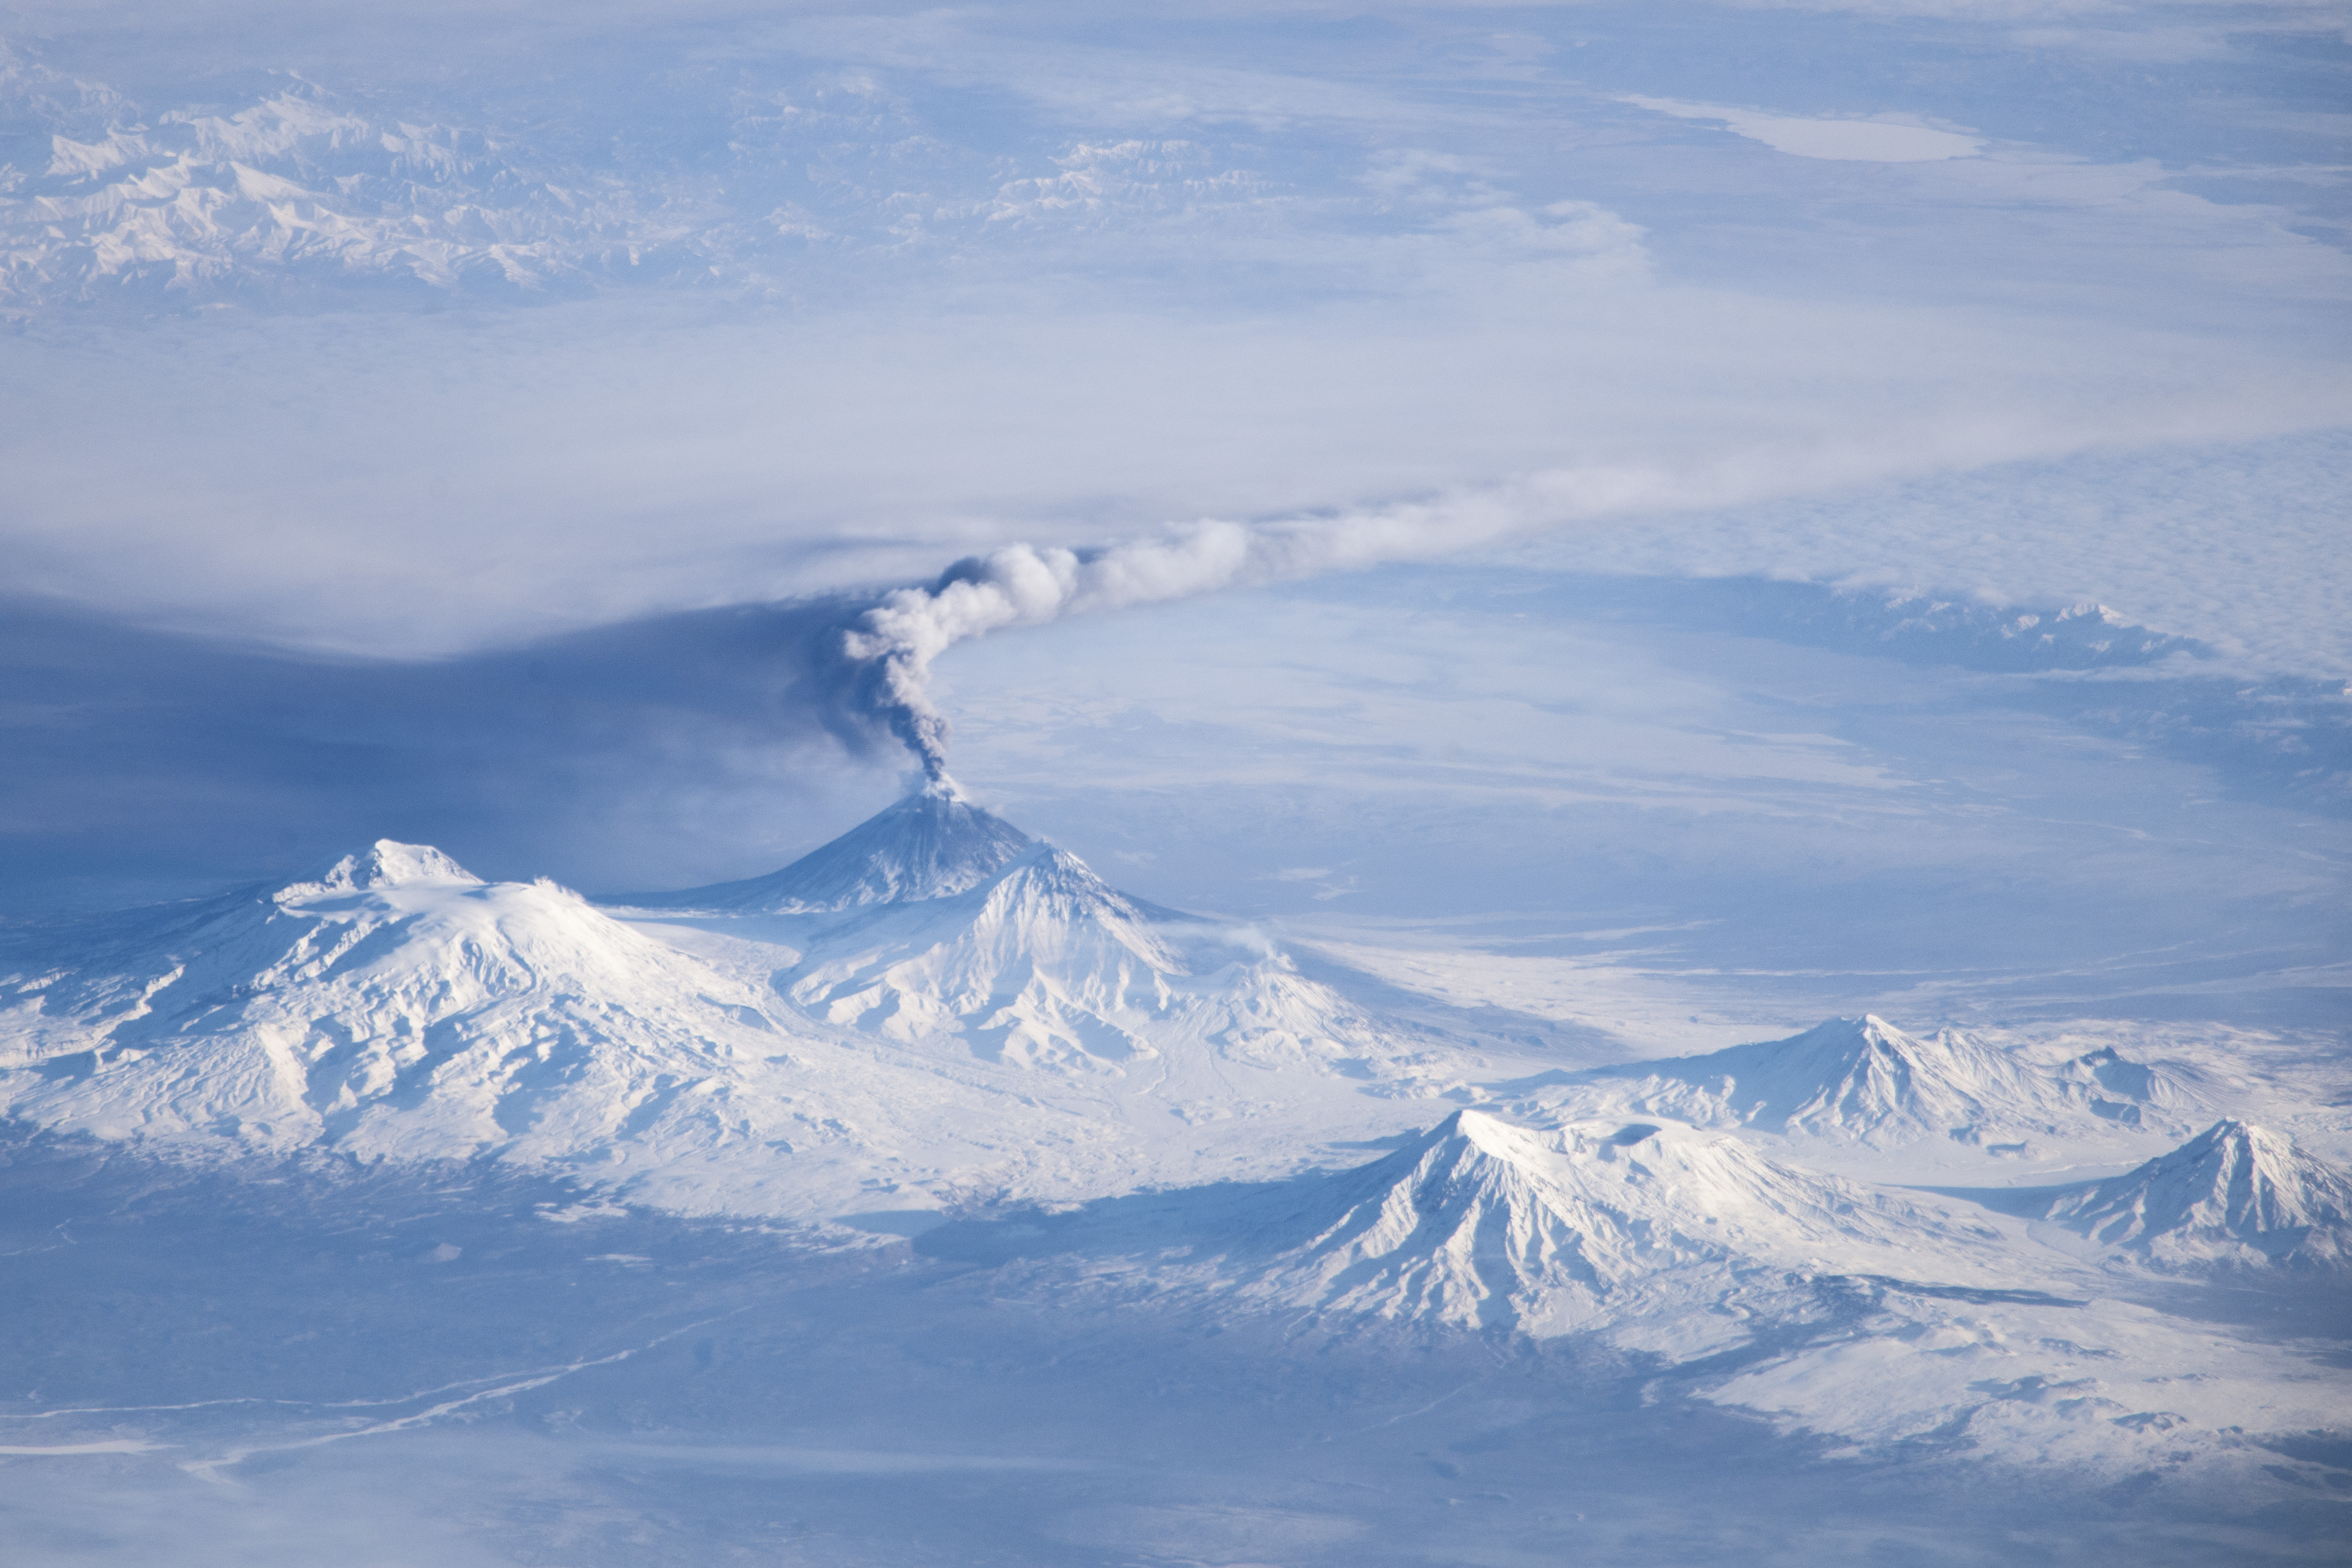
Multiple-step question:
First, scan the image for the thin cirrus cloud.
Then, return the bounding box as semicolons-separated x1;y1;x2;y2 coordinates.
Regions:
1619;96;1985;162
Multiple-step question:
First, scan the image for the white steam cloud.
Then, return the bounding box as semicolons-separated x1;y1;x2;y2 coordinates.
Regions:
840;458;1818;779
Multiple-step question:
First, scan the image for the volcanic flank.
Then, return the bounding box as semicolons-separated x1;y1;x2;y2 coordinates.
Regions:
604;782;1448;1081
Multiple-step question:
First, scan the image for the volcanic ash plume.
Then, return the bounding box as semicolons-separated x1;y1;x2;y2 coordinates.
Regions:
836;459;1805;777
841;524;1253;778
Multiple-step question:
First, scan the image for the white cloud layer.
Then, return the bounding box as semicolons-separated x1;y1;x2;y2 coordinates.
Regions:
0;0;2344;679
1622;97;1985;162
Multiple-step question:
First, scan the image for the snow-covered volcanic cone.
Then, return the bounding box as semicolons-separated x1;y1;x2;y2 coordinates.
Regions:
619;784;1476;1085
932;1109;2033;1349
2041;1119;2352;1273
1211;1109;2022;1339
617;776;1033;913
1565;1015;2200;1150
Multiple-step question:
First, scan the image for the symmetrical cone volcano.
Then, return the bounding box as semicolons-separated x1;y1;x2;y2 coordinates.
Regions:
1190;1110;2017;1337
2042;1120;2352;1271
615;777;1033;913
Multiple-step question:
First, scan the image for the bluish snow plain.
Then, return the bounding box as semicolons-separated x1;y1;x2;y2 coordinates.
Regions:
2;0;2351;1563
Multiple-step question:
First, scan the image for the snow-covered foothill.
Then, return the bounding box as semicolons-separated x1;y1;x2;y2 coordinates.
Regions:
2044;1045;2214;1129
1700;1280;2352;1477
2039;1119;2352;1273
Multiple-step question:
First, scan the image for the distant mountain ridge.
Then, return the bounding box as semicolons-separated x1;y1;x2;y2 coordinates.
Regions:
1567;1015;2203;1149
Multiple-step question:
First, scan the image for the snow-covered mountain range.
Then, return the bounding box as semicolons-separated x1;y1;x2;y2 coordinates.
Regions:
0;46;1268;314
3;785;2344;1486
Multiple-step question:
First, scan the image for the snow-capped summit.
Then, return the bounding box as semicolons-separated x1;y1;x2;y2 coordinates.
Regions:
288;839;483;894
1581;1015;2065;1148
2042;1120;2352;1272
616;777;1034;913
0;844;839;1177
2047;1045;2210;1128
1203;1109;2011;1337
780;838;1184;1069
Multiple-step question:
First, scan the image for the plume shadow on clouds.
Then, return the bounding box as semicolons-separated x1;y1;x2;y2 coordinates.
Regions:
0;593;908;913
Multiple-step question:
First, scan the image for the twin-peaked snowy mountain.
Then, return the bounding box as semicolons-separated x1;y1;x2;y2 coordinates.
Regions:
0;792;1557;1215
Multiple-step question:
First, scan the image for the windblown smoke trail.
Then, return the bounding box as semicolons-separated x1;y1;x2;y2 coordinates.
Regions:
839;463;1754;777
